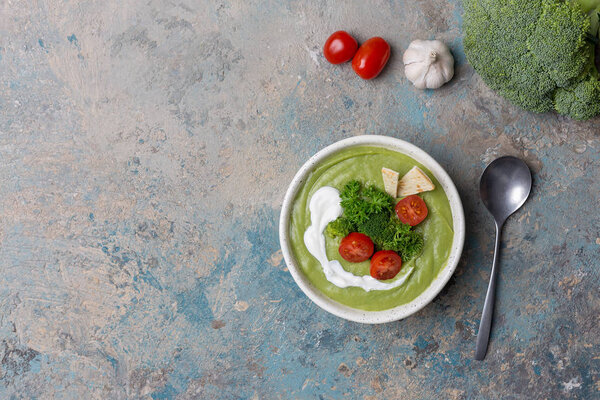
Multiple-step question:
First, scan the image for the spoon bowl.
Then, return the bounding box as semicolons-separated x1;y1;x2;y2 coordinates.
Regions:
475;156;532;360
480;156;532;225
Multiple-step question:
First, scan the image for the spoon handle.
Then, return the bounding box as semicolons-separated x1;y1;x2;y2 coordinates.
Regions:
475;222;503;360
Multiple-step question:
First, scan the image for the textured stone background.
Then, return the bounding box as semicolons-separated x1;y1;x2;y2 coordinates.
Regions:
1;0;599;399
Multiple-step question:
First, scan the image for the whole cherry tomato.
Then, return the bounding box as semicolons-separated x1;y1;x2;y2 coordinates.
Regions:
338;232;374;263
323;31;358;64
370;250;402;280
352;37;391;80
395;195;428;226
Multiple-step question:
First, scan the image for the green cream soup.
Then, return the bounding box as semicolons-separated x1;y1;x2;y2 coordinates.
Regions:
289;146;454;311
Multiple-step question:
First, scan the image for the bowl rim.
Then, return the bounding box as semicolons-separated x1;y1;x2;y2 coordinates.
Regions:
278;135;465;324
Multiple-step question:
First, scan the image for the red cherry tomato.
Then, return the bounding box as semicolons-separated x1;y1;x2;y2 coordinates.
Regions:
323;31;358;64
395;195;429;226
338;232;374;263
370;250;402;280
351;37;391;79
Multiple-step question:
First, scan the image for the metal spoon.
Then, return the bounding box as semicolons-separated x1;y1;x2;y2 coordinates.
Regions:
475;156;532;360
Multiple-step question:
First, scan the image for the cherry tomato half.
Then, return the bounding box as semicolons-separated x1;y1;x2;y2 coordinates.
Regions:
370;250;402;280
338;232;375;263
395;195;428;226
351;37;390;80
323;31;358;64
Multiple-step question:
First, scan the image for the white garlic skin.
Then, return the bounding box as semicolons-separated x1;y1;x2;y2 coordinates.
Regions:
403;40;454;89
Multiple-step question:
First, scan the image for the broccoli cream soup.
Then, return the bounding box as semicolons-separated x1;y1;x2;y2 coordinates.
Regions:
289;146;453;311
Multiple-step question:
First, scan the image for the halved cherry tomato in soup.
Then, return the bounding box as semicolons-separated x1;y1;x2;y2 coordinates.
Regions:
351;37;390;79
370;250;402;280
395;195;428;226
338;232;374;263
323;31;358;64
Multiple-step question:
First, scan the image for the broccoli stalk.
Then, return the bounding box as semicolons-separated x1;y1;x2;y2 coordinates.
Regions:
463;0;600;120
575;0;600;14
575;0;600;42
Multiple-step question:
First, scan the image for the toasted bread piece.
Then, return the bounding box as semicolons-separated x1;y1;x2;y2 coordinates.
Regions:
397;166;435;197
381;167;400;197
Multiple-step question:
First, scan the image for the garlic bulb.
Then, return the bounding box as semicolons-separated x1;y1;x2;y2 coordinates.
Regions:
403;40;454;89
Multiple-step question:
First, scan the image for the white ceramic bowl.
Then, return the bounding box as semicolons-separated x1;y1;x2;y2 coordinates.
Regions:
279;135;465;324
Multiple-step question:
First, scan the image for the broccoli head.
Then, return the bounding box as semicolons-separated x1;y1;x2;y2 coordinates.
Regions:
463;0;600;120
555;76;600;119
325;217;353;239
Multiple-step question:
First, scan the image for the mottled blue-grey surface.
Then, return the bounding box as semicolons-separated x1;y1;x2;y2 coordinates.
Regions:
1;1;599;399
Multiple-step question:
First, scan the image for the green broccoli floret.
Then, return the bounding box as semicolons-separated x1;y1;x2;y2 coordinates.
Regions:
555;76;600;119
463;0;600;120
325;217;354;239
357;212;423;260
355;211;390;244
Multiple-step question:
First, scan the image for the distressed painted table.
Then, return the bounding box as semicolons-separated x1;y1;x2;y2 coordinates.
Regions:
1;1;599;399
